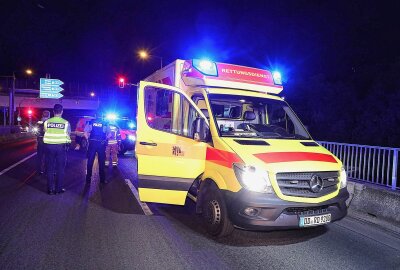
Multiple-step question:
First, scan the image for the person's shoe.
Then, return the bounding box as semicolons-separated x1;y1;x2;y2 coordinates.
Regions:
48;190;56;195
105;161;110;166
112;162;118;167
57;188;66;194
86;175;91;183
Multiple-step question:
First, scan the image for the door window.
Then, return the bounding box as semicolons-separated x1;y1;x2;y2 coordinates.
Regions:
145;87;173;132
144;86;200;138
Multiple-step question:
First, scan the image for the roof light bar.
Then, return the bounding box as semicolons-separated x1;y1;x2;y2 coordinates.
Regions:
272;71;282;85
192;59;218;76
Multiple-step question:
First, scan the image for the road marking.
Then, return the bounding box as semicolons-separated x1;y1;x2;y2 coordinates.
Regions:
0;153;37;176
187;193;197;202
18;170;37;188
125;179;153;216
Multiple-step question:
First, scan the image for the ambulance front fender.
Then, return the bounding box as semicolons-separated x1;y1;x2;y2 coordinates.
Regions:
201;169;227;190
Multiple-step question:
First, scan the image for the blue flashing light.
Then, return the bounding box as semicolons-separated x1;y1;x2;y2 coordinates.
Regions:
128;122;135;129
192;59;218;76
272;71;282;85
106;113;118;121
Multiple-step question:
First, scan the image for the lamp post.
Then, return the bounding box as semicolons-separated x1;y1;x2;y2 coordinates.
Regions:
0;73;15;126
1;69;34;127
138;50;163;69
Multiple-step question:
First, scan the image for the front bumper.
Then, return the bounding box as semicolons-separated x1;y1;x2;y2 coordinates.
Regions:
224;188;349;231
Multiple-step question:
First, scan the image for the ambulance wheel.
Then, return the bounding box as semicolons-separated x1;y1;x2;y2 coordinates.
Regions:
201;185;234;237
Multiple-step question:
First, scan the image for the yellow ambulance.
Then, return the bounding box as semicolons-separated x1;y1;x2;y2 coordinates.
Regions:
136;59;349;237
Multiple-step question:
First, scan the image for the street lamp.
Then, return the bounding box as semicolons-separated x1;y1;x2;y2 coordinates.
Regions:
25;69;33;75
90;91;95;97
138;50;163;69
138;50;148;59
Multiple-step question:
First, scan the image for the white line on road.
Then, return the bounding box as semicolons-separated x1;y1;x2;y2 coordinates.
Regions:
125;179;153;216
187;193;197;202
0;153;37;176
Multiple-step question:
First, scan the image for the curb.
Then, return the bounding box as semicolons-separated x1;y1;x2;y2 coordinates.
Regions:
346;181;400;231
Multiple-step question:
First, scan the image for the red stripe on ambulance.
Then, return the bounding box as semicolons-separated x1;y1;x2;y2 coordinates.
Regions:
206;148;242;168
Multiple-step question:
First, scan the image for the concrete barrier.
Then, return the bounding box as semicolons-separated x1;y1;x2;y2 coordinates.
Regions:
347;180;400;225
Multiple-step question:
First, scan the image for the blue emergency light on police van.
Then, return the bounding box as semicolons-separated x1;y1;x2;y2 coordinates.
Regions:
128;121;136;129
106;113;118;121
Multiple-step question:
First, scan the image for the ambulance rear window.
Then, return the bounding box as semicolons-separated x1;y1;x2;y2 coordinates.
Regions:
211;104;242;119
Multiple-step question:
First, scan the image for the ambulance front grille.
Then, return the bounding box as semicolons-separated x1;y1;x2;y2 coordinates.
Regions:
276;171;339;198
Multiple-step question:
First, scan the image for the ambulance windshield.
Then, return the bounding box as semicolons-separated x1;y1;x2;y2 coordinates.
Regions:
209;94;311;140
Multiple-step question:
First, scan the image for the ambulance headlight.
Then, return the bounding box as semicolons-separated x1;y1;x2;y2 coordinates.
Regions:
233;163;273;193
272;71;282;85
192;59;218;76
128;134;136;141
340;167;347;189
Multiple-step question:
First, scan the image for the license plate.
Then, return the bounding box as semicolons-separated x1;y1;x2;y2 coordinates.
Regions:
299;213;331;227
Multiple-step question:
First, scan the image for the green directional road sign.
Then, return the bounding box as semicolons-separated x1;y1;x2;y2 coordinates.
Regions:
40;78;64;99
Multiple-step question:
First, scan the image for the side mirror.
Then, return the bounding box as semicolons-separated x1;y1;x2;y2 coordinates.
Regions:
193;117;210;142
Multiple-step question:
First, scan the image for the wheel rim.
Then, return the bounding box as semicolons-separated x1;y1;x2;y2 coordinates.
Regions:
205;199;221;226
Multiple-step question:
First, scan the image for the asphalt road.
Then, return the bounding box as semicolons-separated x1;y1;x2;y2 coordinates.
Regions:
0;145;399;270
0;137;36;172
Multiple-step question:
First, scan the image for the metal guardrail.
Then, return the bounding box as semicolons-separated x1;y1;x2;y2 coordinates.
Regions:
318;141;399;191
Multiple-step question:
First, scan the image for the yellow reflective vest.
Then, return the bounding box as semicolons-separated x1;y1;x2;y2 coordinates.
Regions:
43;117;72;144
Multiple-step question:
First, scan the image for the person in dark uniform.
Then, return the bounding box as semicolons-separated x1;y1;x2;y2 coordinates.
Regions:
43;104;71;195
84;116;110;184
35;110;51;174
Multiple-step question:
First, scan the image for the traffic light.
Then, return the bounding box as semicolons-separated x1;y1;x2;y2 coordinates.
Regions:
118;77;125;88
27;109;33;118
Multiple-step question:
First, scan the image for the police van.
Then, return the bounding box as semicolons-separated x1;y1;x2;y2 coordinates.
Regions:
135;59;349;237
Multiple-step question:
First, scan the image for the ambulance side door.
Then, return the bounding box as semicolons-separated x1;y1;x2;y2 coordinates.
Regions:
136;81;208;205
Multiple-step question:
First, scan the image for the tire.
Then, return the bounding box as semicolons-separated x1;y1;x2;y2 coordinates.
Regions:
119;142;127;155
201;184;234;237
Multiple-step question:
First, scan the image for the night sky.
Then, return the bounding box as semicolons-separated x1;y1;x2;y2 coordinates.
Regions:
1;0;399;145
1;0;398;84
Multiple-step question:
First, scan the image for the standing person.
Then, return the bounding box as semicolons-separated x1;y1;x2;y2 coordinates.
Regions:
85;115;110;184
35;110;51;174
105;123;120;166
43;104;71;195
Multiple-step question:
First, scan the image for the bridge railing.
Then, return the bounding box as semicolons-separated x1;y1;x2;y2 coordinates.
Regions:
318;141;399;191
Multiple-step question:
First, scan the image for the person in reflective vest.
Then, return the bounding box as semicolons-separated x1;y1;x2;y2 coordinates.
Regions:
43;104;71;195
35;110;51;174
105;123;120;166
84;116;110;183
